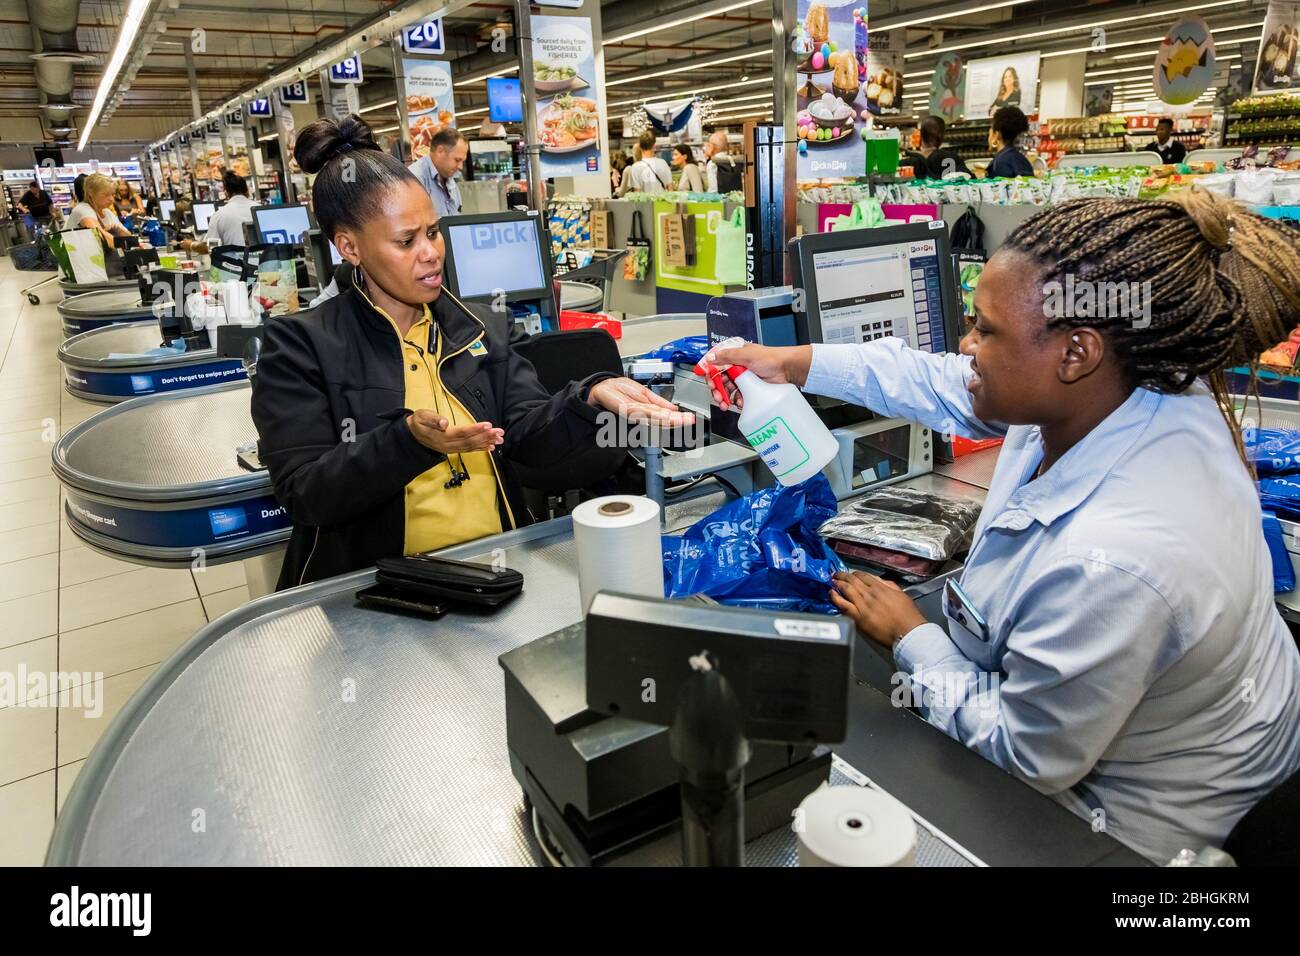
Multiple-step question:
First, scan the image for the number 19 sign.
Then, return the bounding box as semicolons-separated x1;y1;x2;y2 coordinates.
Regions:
402;17;444;55
329;55;364;84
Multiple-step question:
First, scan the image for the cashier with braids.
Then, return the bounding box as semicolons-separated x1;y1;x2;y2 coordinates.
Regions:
251;115;690;590
706;190;1300;862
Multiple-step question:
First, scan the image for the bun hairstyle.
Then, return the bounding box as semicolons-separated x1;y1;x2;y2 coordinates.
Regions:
293;113;417;239
1003;190;1300;460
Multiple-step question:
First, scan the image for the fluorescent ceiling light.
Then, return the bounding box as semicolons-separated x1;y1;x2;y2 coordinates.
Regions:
604;0;763;45
606;48;771;88
904;0;1246;59
1044;19;1267;60
886;0;1032;31
460;125;482;134
79;0;151;150
607;76;772;110
373;124;401;134
459;106;490;117
454;65;518;88
359;99;397;114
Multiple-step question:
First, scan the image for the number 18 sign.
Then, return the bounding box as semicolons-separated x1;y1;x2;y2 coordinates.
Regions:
330;55;364;84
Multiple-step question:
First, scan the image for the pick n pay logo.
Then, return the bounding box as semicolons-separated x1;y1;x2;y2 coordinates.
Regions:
470;222;533;251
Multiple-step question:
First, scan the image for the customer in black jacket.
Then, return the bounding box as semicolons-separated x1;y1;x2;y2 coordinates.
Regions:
251;115;690;589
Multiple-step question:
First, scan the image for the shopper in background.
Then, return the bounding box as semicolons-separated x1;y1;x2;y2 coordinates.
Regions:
609;152;628;193
408;127;468;219
703;190;1300;863
672;143;705;192
67;172;130;247
705;130;742;193
252;114;691;589
72;172;86;203
113;179;144;218
15;179;54;237
202;171;258;247
617;131;672;195
1145;118;1187;165
917;116;971;179
985;106;1035;178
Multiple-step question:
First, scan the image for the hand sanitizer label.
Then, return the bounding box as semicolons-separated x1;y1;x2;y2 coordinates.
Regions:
744;416;810;479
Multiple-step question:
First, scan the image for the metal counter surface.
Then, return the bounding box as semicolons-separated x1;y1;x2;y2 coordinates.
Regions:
558;280;603;312
57;288;153;321
58;276;138;294
49;473;1143;867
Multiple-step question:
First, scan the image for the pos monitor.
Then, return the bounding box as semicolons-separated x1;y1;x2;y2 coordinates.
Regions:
191;201;218;232
439;211;553;309
158;198;176;222
252;203;313;246
788;220;963;358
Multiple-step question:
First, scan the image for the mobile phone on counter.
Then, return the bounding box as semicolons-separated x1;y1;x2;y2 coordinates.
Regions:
355;583;449;620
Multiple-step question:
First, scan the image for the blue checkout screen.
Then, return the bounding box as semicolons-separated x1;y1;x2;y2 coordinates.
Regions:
446;219;544;298
255;206;311;246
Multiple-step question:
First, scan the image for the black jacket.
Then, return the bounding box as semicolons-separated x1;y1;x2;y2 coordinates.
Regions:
251;274;616;589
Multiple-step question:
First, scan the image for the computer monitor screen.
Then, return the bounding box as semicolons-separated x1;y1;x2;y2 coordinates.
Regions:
192;201;217;231
487;77;524;124
442;214;547;299
793;222;960;356
159;198;176;221
253;204;312;246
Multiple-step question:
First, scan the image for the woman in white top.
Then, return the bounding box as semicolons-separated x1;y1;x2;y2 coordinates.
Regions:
618;131;672;196
68;173;130;248
672;143;705;193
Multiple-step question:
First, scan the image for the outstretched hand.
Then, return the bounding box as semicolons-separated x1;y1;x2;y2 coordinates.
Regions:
588;377;695;427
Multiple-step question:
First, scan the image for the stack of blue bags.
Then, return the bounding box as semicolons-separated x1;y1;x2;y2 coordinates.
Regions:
1246;427;1300;592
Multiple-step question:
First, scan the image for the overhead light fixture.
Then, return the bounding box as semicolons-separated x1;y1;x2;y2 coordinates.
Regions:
884;0;1032;31
607;76;772;110
373;124;401;134
453;65;518;88
359;99;397;114
79;0;151;150
904;0;1246;59
607;48;772;88
604;0;763;45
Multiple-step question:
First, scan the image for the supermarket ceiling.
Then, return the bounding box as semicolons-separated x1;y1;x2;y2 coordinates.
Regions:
0;0;1276;143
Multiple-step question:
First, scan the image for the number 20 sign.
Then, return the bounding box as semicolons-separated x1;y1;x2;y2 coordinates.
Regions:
401;18;444;55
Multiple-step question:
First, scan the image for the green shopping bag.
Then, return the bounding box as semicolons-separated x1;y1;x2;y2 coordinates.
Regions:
826;198;886;233
714;206;747;287
45;231;73;281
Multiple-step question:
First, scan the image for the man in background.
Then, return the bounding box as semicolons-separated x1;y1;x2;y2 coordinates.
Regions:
705;130;743;193
409;128;468;218
1145;118;1186;164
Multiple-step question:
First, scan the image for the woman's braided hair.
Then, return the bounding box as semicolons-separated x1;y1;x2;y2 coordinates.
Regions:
1002;190;1300;458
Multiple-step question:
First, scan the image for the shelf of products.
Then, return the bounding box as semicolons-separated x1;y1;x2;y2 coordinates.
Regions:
1226;94;1300;150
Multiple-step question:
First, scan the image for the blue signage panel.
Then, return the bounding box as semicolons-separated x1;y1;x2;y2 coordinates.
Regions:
279;81;310;104
248;97;272;116
329;56;364;84
65;490;291;551
63;361;247;401
402;17;445;55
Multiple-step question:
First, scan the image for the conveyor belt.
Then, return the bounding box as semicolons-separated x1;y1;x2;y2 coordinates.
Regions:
58;320;245;403
56;288;156;335
52;381;288;566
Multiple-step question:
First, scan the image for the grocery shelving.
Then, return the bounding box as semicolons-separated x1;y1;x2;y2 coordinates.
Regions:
1226;94;1300;151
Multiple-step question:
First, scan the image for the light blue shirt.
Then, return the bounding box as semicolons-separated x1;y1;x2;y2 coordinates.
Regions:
408;156;462;220
805;338;1300;862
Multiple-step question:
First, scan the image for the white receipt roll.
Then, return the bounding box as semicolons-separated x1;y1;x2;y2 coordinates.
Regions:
571;495;663;612
796;786;917;867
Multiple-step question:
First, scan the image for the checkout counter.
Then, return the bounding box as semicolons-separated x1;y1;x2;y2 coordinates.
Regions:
57;288;158;336
57;321;245;403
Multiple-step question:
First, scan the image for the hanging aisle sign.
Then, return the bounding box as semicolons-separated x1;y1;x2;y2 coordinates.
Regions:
248;97;272;117
964;51;1041;118
329;55;364;85
279;81;309;104
929;52;965;123
1154;15;1216;106
401;17;445;55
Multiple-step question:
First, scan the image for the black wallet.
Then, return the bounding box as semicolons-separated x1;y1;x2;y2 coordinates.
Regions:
374;554;524;608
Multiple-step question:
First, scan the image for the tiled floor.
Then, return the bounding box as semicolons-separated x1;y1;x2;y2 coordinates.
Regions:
0;258;250;865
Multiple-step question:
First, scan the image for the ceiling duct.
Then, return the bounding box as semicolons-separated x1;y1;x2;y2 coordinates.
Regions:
26;0;87;142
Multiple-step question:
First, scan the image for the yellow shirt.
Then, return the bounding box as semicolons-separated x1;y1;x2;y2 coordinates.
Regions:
381;303;506;554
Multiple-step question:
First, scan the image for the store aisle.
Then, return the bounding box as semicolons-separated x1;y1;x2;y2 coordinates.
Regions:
0;257;251;865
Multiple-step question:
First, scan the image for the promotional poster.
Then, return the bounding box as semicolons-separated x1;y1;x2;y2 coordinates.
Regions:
865;28;905;117
964;51;1041;118
1253;1;1300;94
531;15;604;176
794;1;869;179
401;58;456;161
928;53;965;123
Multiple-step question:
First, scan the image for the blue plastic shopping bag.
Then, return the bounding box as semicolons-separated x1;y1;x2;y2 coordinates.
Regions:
662;474;845;614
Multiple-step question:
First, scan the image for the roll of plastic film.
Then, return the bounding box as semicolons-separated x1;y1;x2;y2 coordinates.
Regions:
571;495;663;612
796;786;917;867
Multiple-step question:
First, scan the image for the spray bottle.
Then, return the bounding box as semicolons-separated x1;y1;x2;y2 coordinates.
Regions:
695;337;838;486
